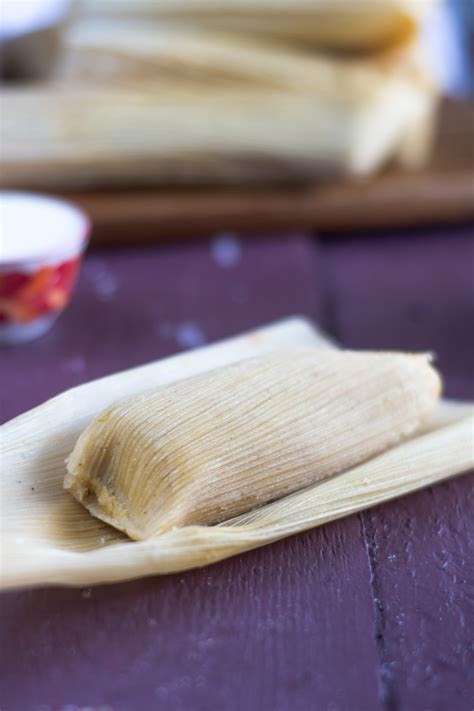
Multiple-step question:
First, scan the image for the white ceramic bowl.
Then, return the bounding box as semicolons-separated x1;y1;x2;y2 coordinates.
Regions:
0;192;90;344
0;0;71;80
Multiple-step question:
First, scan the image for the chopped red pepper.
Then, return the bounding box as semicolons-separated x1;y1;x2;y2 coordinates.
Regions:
0;257;81;325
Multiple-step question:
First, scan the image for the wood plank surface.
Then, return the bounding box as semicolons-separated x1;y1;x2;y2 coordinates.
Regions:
59;100;474;243
1;226;473;710
0;234;382;710
323;225;474;710
362;476;474;711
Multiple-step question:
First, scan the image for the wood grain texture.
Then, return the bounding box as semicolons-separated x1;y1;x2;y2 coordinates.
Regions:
361;476;474;711
60;100;474;242
0;526;380;711
1;227;473;710
320;223;474;397
0;234;381;710
323;225;474;710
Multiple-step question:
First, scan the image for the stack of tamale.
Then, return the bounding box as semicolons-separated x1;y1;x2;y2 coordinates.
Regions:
1;0;438;189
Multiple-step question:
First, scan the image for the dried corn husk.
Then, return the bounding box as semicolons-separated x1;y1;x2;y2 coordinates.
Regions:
59;21;428;91
79;0;435;52
1;0;438;190
423;399;474;433
2;0;438;191
1;317;471;589
65;350;440;539
60;21;438;174
1;47;436;189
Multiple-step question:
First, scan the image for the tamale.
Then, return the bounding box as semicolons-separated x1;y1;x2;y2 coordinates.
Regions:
65;350;441;539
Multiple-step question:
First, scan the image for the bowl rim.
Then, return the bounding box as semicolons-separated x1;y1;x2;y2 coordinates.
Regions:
0;190;90;272
0;0;71;42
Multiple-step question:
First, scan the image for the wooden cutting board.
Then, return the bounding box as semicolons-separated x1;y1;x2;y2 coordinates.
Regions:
58;99;473;242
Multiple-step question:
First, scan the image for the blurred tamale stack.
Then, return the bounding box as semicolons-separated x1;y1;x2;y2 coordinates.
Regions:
0;0;439;190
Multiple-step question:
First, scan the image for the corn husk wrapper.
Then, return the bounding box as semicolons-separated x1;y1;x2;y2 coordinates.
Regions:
65;349;440;539
79;0;435;52
1;42;436;190
61;20;437;170
59;21;428;89
1;317;472;589
1;0;438;190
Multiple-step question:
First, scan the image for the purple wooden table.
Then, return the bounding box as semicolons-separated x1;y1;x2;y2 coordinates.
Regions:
1;226;473;711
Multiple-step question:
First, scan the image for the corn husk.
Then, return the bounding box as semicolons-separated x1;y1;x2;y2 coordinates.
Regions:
79;0;435;52
2;2;438;190
1;317;472;589
1;0;438;190
1;44;436;190
62;20;437;171
65;349;440;539
59;21;427;90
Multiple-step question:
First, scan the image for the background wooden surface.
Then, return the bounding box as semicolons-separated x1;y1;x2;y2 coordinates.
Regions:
0;225;473;710
62;100;474;243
